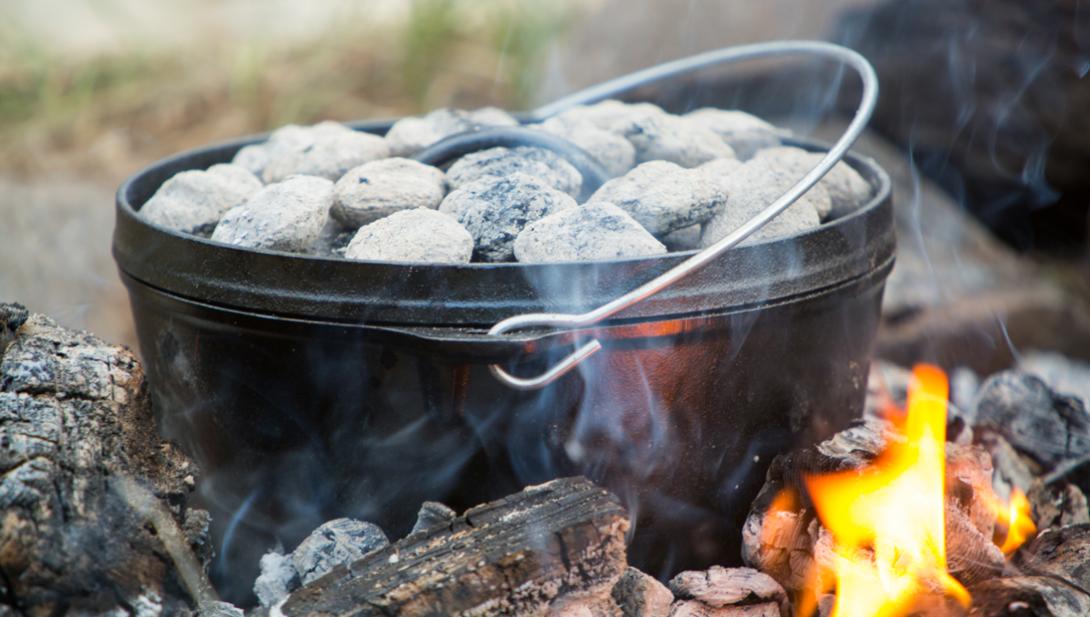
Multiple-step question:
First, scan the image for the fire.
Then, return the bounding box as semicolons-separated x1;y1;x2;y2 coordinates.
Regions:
798;364;1034;617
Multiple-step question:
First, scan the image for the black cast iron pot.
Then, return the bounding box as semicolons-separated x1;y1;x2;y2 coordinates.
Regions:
114;120;893;601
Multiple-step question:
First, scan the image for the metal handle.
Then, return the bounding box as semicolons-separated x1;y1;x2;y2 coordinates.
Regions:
489;40;880;390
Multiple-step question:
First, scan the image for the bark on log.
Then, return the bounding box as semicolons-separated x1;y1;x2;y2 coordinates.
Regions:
0;303;210;615
279;477;629;617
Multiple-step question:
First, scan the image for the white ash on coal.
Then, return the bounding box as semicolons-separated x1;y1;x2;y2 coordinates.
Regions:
685;108;784;161
384;107;519;157
344;208;474;264
139;102;877;264
588;160;727;237
252;517;389;608
701;157;826;248
141;163;261;235
261;123;390;183
439;172;577;262
753;146;871;219
535;115;637;177
513;201;667;263
332;157;448;228
445;145;584;198
211;175;333;252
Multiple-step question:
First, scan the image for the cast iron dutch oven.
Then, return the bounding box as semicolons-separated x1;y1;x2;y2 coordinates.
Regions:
113;42;893;600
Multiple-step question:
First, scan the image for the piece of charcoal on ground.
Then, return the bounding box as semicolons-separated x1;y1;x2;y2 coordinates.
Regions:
685;108;783;161
514;201;667;263
410;501;457;534
439;172;576;262
588;160;727;237
701;157;826;248
0;303;212;615
611;112;736;168
344;207;473;264
253;518;389;608
262;124;390;183
972;371;1090;469
276;477;629;617
384;107;518;157
967;576;1090;617
1027;480;1090;530
211;175;334;252
140;163;262;235
536;116;637;177
668;567;789;617
332;157;447;227
445;145;584;198
612;567;673;617
1014;524;1090;591
753;146;872;220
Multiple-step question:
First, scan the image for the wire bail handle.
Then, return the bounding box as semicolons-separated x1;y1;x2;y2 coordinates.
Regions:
489;40;879;391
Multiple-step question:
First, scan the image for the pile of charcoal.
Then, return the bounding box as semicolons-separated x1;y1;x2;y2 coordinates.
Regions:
140;101;873;264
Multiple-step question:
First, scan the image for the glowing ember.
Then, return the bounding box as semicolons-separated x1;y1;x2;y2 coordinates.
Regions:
797;364;1036;617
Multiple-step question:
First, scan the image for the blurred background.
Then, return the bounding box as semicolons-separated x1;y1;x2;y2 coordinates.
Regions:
2;0;1089;367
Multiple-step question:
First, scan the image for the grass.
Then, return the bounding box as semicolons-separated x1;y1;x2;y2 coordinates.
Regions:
0;0;578;178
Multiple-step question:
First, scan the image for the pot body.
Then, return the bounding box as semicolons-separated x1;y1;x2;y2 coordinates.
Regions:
114;124;894;602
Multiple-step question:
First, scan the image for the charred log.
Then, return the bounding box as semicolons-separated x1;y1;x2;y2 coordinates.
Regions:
0;303;211;615
278;477;629;617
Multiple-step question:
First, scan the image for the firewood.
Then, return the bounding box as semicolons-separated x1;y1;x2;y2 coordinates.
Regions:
0;303;211;615
278;477;629;617
1014;525;1090;592
612;567;673;617
967;577;1090;617
1027;481;1090;531
667;567;788;617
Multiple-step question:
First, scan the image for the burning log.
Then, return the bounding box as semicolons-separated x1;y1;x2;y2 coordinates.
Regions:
612;567;674;617
0;303;212;614
667;567;789;617
276;477;629;617
966;577;1090;617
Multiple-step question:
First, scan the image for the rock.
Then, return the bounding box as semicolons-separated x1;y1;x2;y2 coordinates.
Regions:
514;201;667;263
972;371;1090;468
668;567;787;616
700;158;825;248
262;129;390;183
411;501;457;534
140;163;262;235
211;175;334;252
439;173;577;262
0;305;209;615
589;161;727;236
291;518;389;586
332;158;446;228
536;116;637;177
685;108;783;160
613;113;736;168
446;146;583;198
384;107;519;157
343;208;473;264
661;225;703;252
753;146;871;219
253;551;299;608
612;568;674;617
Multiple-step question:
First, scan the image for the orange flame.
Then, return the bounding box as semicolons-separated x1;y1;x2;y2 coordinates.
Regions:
996;488;1036;555
803;364;969;617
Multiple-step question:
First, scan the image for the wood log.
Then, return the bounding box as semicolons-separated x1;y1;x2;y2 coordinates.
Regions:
612;567;673;617
667;567;788;617
1015;525;1090;592
0;303;211;614
278;477;629;617
1027;481;1090;531
968;577;1090;617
